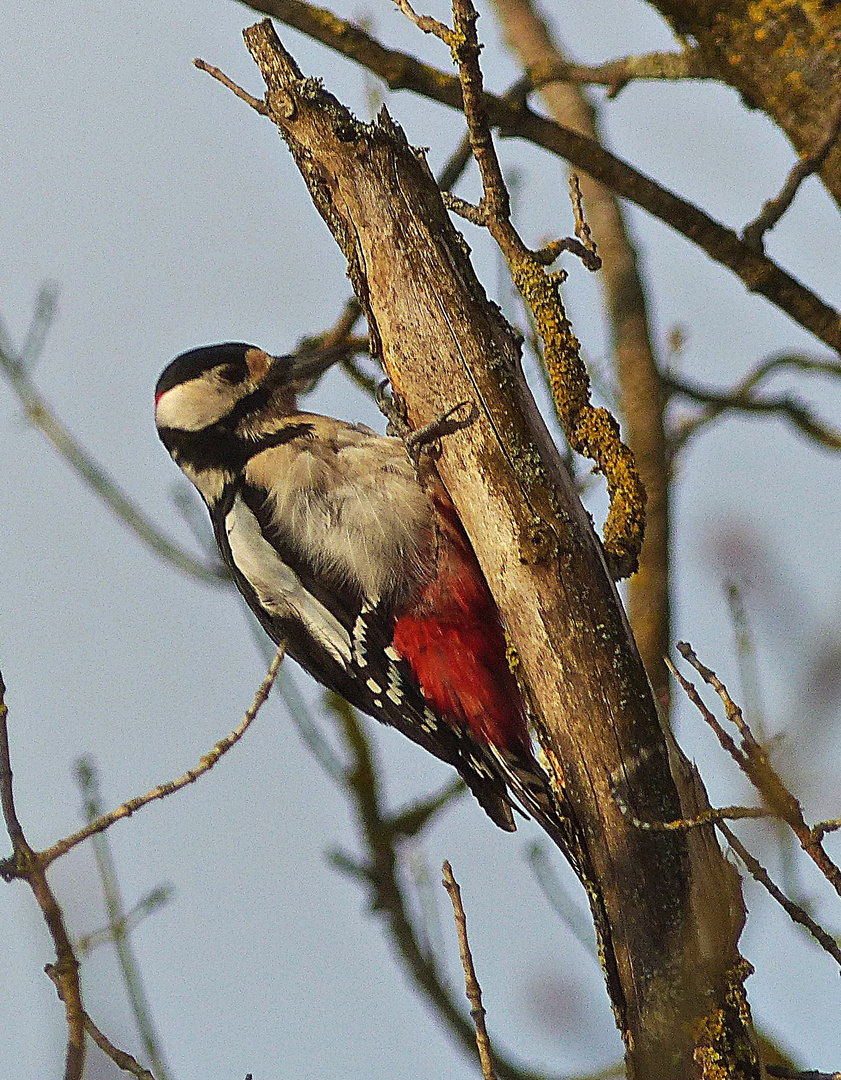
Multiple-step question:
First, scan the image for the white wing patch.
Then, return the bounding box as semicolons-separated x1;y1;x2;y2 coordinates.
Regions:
225;495;352;667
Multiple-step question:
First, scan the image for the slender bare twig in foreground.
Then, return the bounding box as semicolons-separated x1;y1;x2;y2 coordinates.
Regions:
742;97;841;251
45;965;157;1080
674;643;841;898
716;823;841;970
442;861;497;1080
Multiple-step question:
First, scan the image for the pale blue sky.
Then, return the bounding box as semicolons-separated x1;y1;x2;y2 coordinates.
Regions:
3;1;841;1077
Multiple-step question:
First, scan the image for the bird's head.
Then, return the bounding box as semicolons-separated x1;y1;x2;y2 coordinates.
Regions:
154;343;285;435
155;341;353;437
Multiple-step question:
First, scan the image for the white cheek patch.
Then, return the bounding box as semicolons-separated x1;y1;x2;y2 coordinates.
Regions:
155;379;239;432
226;495;352;667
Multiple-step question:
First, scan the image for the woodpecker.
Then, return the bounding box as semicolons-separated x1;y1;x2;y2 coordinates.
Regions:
155;342;568;837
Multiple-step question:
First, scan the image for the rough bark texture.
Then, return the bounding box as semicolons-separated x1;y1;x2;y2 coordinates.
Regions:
243;20;755;1078
490;0;672;710
650;0;841;207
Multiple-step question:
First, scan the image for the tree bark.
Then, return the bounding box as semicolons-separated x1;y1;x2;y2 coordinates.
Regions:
489;0;672;711
243;20;756;1079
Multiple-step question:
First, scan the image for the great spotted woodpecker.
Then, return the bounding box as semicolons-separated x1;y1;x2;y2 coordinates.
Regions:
155;342;567;837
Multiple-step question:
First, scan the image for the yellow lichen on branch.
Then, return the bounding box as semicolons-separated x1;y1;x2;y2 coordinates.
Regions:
512;258;646;580
692;959;759;1080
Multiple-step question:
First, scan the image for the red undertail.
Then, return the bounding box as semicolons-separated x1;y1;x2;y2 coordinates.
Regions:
392;485;529;753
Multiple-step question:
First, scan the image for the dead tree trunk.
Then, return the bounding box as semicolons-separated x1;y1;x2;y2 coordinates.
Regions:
242;20;756;1079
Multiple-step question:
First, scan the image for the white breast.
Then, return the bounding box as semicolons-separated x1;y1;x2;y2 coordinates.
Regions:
225;494;352;667
244;417;433;602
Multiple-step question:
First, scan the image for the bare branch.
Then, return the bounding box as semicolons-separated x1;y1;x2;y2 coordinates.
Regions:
442;191;488;225
46;967;157;1080
193;57;269;113
742;97;841;251
81;1017;157;1080
442;861;498;1080
527;49;711;97
810;817;841;845
672;644;841;898
717;823;841;971
665;371;841;452
617;800;770;831
323;697;548;1080
240;0;841;354
0;669;85;1080
19;281;60;368
38;647;285;868
392;0;455;45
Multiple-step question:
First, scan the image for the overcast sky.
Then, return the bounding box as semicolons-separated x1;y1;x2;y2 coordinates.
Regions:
3;1;841;1078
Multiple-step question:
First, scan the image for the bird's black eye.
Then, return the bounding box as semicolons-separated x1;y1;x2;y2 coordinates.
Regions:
217;363;243;384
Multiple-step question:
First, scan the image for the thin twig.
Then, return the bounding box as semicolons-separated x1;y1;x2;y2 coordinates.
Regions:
322;697;549;1080
392;0;455;44
568;174;598;262
38;647;285;868
45;967;157;1080
742;97;841;251
442;191;488;225
193;57;269;113
617;800;770;831
811;817;841;845
437;131;474;192
526;49;710;97
672;644;841;898
442;861;497;1080
0;669;86;1080
82;1015;157;1080
717;823;841;971
665;370;841;452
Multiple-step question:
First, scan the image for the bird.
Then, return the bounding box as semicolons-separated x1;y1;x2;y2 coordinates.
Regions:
154;341;569;838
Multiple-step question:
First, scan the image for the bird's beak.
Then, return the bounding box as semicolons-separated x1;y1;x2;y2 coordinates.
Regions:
288;343;359;383
244;347;274;384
